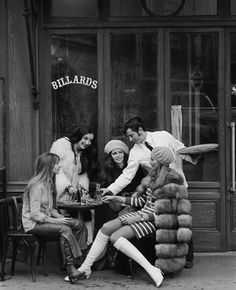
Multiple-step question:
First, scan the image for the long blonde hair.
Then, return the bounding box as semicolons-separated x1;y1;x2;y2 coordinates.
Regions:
26;152;59;193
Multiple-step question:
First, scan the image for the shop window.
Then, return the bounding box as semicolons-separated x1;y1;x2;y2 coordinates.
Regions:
170;32;219;182
110;0;217;17
50;34;98;137
231;0;236;15
43;0;98;18
110;33;157;138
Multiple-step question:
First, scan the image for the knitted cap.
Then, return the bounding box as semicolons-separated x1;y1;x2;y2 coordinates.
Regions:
104;140;129;155
151;146;175;165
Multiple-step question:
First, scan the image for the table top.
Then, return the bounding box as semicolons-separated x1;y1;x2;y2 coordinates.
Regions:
57;200;103;210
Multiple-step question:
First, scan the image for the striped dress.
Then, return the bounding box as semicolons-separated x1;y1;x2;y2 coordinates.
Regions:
119;188;156;239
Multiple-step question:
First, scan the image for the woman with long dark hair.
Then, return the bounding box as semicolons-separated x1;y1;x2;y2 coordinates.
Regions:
99;140;144;221
50;124;98;246
22;152;86;283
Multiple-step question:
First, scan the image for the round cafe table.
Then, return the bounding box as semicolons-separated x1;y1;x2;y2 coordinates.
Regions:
57;200;103;212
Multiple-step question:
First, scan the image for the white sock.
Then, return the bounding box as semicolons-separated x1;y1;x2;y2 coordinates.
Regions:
78;229;109;274
114;237;163;288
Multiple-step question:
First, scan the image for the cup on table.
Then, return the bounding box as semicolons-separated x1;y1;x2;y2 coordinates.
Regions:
94;190;102;202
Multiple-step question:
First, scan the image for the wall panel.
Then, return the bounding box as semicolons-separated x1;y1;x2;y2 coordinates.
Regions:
7;0;35;188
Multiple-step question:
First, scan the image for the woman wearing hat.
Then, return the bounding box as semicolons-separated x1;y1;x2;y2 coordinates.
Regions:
74;146;182;288
98;140;144;221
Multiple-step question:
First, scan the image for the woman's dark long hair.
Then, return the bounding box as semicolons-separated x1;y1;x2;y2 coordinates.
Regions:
68;124;98;178
104;153;128;171
100;152;128;186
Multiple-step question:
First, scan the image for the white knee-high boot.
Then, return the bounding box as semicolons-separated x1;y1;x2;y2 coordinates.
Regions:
114;237;163;288
78;229;109;278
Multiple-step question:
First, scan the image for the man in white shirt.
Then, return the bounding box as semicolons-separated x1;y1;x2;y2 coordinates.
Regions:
101;116;194;196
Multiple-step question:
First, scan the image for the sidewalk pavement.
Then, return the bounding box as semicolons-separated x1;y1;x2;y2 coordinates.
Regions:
1;252;236;290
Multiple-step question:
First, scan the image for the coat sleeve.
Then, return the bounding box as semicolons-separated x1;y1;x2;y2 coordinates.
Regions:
55;171;71;202
29;185;47;223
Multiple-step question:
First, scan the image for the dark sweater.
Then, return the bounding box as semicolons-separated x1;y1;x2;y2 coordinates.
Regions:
99;165;145;196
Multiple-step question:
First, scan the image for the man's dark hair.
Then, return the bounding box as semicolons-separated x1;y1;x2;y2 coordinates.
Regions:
123;117;146;134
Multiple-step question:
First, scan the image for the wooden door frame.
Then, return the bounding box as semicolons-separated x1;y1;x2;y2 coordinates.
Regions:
225;28;236;250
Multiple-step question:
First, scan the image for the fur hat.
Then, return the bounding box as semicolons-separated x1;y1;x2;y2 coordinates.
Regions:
151;146;175;165
104;140;129;155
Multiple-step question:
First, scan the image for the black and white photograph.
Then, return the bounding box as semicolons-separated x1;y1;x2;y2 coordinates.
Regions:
0;1;236;289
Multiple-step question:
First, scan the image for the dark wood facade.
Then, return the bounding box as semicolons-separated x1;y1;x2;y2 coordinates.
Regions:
1;0;236;252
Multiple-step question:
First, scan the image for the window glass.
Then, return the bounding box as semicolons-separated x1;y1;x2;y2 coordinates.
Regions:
170;32;219;181
231;0;236;15
51;34;98;137
43;0;98;18
110;0;217;17
110;33;157;137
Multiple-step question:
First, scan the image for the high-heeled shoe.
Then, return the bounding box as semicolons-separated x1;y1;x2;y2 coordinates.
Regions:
64;267;91;282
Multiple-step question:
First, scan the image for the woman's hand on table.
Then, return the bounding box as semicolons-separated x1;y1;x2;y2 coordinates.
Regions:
102;195;123;203
67;185;77;195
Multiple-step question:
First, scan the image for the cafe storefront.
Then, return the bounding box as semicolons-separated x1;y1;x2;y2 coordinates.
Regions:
1;0;236;252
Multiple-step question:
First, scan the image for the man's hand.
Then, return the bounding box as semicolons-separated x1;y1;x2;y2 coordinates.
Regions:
100;188;113;196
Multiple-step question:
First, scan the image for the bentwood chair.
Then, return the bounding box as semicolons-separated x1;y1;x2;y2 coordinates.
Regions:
0;196;44;282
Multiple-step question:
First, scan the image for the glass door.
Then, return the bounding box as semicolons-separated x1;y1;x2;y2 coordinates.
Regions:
169;32;219;182
50;34;98;137
108;31;161;142
168;30;225;251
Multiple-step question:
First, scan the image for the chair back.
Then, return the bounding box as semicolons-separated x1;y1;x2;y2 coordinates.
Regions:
0;197;21;237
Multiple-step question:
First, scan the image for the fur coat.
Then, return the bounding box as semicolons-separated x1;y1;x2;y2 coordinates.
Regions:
150;165;192;274
50;137;89;202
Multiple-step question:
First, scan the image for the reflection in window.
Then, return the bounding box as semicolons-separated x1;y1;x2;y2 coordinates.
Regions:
110;34;157;138
170;33;219;182
51;34;98;138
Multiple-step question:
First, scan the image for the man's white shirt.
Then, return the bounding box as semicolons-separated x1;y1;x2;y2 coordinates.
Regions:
108;131;187;195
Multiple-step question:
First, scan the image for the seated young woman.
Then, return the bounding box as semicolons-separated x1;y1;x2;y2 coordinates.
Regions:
65;146;182;287
22;152;86;284
97;140;145;223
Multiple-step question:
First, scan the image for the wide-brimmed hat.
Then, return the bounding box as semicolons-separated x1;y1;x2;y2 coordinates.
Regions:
151;146;175;165
104;140;129;155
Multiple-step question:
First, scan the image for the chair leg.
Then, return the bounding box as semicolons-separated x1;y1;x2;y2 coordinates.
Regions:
11;240;20;276
42;242;48;276
127;258;136;279
1;238;8;281
29;238;36;282
36;242;42;265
